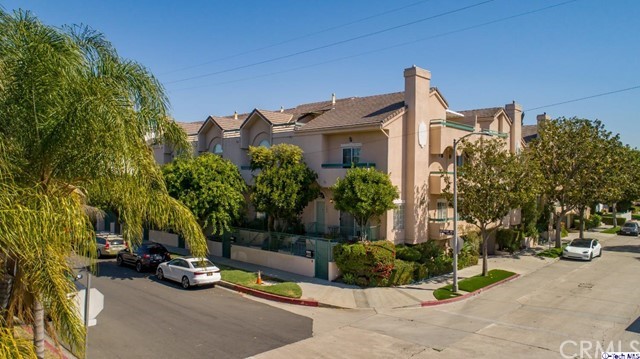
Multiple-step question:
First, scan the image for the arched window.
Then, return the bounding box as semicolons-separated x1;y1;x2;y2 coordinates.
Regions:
259;139;270;148
213;143;223;155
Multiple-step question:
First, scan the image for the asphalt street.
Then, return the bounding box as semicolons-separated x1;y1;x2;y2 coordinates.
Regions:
86;258;312;359
252;233;640;358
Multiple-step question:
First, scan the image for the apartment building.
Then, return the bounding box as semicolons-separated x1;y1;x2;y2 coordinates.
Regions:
157;65;525;245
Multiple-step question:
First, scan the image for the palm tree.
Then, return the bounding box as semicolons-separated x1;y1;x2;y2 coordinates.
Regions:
0;10;207;358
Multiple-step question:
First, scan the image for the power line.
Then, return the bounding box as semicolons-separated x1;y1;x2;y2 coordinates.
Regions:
525;85;640;111
168;0;580;93
160;0;436;75
164;0;495;85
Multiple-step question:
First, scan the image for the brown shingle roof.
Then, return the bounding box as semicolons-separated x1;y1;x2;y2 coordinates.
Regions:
457;107;503;119
209;116;242;131
297;92;405;131
522;124;538;143
255;109;294;125
177;121;204;136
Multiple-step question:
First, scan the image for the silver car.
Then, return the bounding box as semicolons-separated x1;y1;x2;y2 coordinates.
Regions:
96;235;127;258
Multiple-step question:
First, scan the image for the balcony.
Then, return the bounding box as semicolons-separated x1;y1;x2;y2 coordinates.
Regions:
318;162;376;187
429;171;452;194
429;119;475;155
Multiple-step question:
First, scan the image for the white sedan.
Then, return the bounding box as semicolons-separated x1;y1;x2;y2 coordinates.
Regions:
156;257;222;289
562;238;602;261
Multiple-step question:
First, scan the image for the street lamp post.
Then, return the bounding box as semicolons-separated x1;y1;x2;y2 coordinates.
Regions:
452;130;506;293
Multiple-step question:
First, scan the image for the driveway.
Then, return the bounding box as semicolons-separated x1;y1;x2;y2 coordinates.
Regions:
252;234;640;358
86;258;312;358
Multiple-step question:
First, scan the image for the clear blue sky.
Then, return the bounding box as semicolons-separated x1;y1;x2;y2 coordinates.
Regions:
2;0;639;147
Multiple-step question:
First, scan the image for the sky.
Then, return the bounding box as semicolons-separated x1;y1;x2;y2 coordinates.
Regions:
2;0;639;147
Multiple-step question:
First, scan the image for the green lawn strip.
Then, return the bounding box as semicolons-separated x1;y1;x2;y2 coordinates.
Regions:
602;226;621;234
220;269;302;298
433;269;516;301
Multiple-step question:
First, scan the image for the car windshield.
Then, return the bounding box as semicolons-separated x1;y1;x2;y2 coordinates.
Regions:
190;260;216;268
624;223;636;228
570;239;591;248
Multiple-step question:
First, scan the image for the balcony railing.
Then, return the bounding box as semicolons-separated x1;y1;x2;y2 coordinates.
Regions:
321;162;376;169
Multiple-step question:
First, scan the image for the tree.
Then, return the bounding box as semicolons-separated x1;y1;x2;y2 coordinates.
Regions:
0;10;207;358
248;144;320;233
527;117;617;247
332;167;399;241
163;153;247;235
444;138;529;276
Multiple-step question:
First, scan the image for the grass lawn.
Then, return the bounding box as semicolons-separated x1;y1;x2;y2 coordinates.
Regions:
537;247;564;258
602;226;621;234
433;269;516;300
221;269;302;298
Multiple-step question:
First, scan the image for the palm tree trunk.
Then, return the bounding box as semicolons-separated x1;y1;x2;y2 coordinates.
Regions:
482;228;488;276
33;299;45;359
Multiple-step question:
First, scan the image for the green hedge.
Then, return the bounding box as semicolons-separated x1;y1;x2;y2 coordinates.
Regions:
587;214;601;229
334;240;395;287
388;259;414;286
496;228;522;253
395;244;421;262
632;214;640;220
601;216;626;226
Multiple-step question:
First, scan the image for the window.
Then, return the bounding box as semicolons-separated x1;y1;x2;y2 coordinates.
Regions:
259;139;270;148
342;146;361;166
437;201;448;221
213;143;223;154
456;154;464;167
393;202;405;230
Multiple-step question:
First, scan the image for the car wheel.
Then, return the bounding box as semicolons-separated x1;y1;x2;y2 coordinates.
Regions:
97;249;102;259
116;255;123;266
157;268;164;280
135;261;144;273
181;276;190;289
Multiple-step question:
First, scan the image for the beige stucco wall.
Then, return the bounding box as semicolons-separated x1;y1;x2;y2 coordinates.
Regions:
149;230;179;247
230;245;315;277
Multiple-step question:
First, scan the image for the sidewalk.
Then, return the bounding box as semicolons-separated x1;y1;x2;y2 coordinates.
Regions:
170;231;617;310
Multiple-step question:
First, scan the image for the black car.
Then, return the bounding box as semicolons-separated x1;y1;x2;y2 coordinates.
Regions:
117;242;171;272
618;222;639;236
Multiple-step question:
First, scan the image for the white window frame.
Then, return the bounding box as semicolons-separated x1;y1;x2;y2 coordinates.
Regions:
341;143;362;166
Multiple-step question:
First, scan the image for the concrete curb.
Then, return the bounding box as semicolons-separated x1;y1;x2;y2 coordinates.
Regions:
421;273;521;307
218;281;319;307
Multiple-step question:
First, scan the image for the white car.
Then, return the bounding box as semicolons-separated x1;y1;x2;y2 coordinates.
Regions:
562;238;602;261
156;257;222;289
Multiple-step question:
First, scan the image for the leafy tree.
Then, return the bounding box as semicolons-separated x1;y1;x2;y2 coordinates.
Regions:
249;144;320;233
332;167;399;240
527;117;617;247
444;138;530;276
0;10;207;358
162;153;246;235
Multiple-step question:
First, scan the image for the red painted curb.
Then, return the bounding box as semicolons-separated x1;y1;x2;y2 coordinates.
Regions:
22;325;69;359
421;273;521;307
219;281;319;307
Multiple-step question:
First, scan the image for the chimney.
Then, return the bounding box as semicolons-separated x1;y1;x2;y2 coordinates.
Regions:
331;93;336;108
505;101;523;153
280;106;284;113
403;65;431;243
234;111;238;120
536;112;550;125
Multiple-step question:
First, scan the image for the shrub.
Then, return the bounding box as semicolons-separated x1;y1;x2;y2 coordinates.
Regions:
333;240;395;286
341;272;356;285
395;244;421;262
413;262;428;281
601;216;626;226
561;227;568;238
633;214;640;221
388;259;415;286
586;214;602;229
496;228;522;253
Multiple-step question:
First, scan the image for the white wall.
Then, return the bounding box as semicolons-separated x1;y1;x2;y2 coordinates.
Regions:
149;230;179;247
230;245;315;277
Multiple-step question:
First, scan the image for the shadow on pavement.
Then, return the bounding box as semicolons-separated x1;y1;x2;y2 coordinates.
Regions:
627;316;640;333
147;275;215;292
603;245;640;254
93;260;152;280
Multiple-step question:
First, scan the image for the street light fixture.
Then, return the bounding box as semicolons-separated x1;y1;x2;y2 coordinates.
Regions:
452;130;507;293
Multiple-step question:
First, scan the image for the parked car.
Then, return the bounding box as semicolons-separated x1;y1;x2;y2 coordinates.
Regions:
562;238;602;261
96;235;127;258
618;222;639;236
156;257;221;289
117;242;170;272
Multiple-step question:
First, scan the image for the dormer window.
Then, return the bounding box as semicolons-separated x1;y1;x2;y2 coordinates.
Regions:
213;144;223;155
259;139;271;148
